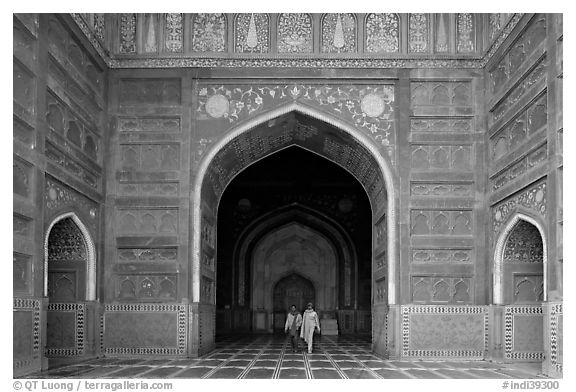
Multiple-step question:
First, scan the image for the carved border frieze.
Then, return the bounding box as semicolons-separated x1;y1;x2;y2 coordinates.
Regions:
549;303;563;374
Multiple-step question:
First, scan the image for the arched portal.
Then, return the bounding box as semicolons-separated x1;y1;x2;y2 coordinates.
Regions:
273;274;315;331
43;213;96;358
493;213;547;305
192;104;396;356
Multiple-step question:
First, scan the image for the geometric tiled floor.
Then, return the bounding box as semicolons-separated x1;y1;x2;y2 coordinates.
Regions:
25;334;547;379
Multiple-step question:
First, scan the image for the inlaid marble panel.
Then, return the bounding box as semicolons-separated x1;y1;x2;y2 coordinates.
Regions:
504;305;544;360
277;14;313;53
321;14;356;53
411;81;472;107
192;14;226;53
365;13;399;53
492;181;546;233
402;306;488;358
103;304;186;355
119;79;181;106
120;144;180;171
235;14;269;53
411;249;473;264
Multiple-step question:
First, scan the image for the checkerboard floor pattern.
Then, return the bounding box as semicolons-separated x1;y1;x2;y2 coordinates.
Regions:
24;334;546;379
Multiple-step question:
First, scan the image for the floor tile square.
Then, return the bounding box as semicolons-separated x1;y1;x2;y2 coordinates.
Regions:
404;369;445;379
343;369;378;379
173;367;213;378
279;368;307;379
375;369;411;379
312;369;342;379
141;367;185;378
337;361;364;368
209;367;244;379
104;366;152;378
243;368;275;379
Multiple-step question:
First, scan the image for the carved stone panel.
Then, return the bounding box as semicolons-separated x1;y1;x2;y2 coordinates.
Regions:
365;13;399;53
118;182;179;197
14;214;31;238
13;61;35;114
411;81;472;107
234;14;269;53
119;79;181;106
412;277;473;304
13;157;32;198
120;144;180;171
411;248;473;264
410;182;473;197
490;16;547;95
118;248;177;263
192;14;226;53
14;253;31;295
411;145;472;171
277;14;313;54
117;209;178;235
491;144;547;191
118;117;181;133
411;117;472;133
411;210;473;236
321;14;356;53
116;275;177;300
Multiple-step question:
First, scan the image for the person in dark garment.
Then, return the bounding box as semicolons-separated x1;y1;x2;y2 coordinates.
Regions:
284;304;303;352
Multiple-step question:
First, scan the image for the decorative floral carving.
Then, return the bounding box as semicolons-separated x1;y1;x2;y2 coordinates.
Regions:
197;83;395;147
492;181;547;233
504;220;544;263
119;13;136;54
235;14;269;53
45;178;99;231
457;13;475;53
277;13;313;53
365;13;399;53
165;13;183;53
322;13;356;53
93;14;105;42
48;218;87;262
409;14;429;53
192;14;226;53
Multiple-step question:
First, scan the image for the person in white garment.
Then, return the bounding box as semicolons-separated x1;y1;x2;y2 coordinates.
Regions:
284;305;303;352
300;302;320;353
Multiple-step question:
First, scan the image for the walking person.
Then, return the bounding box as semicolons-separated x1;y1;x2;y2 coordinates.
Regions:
284;305;303;352
300;302;320;353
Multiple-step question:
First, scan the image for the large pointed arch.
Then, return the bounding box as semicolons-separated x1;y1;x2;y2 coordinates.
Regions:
192;101;397;305
493;212;547;305
44;212;97;301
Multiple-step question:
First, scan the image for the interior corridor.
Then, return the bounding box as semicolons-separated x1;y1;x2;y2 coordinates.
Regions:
25;335;546;379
